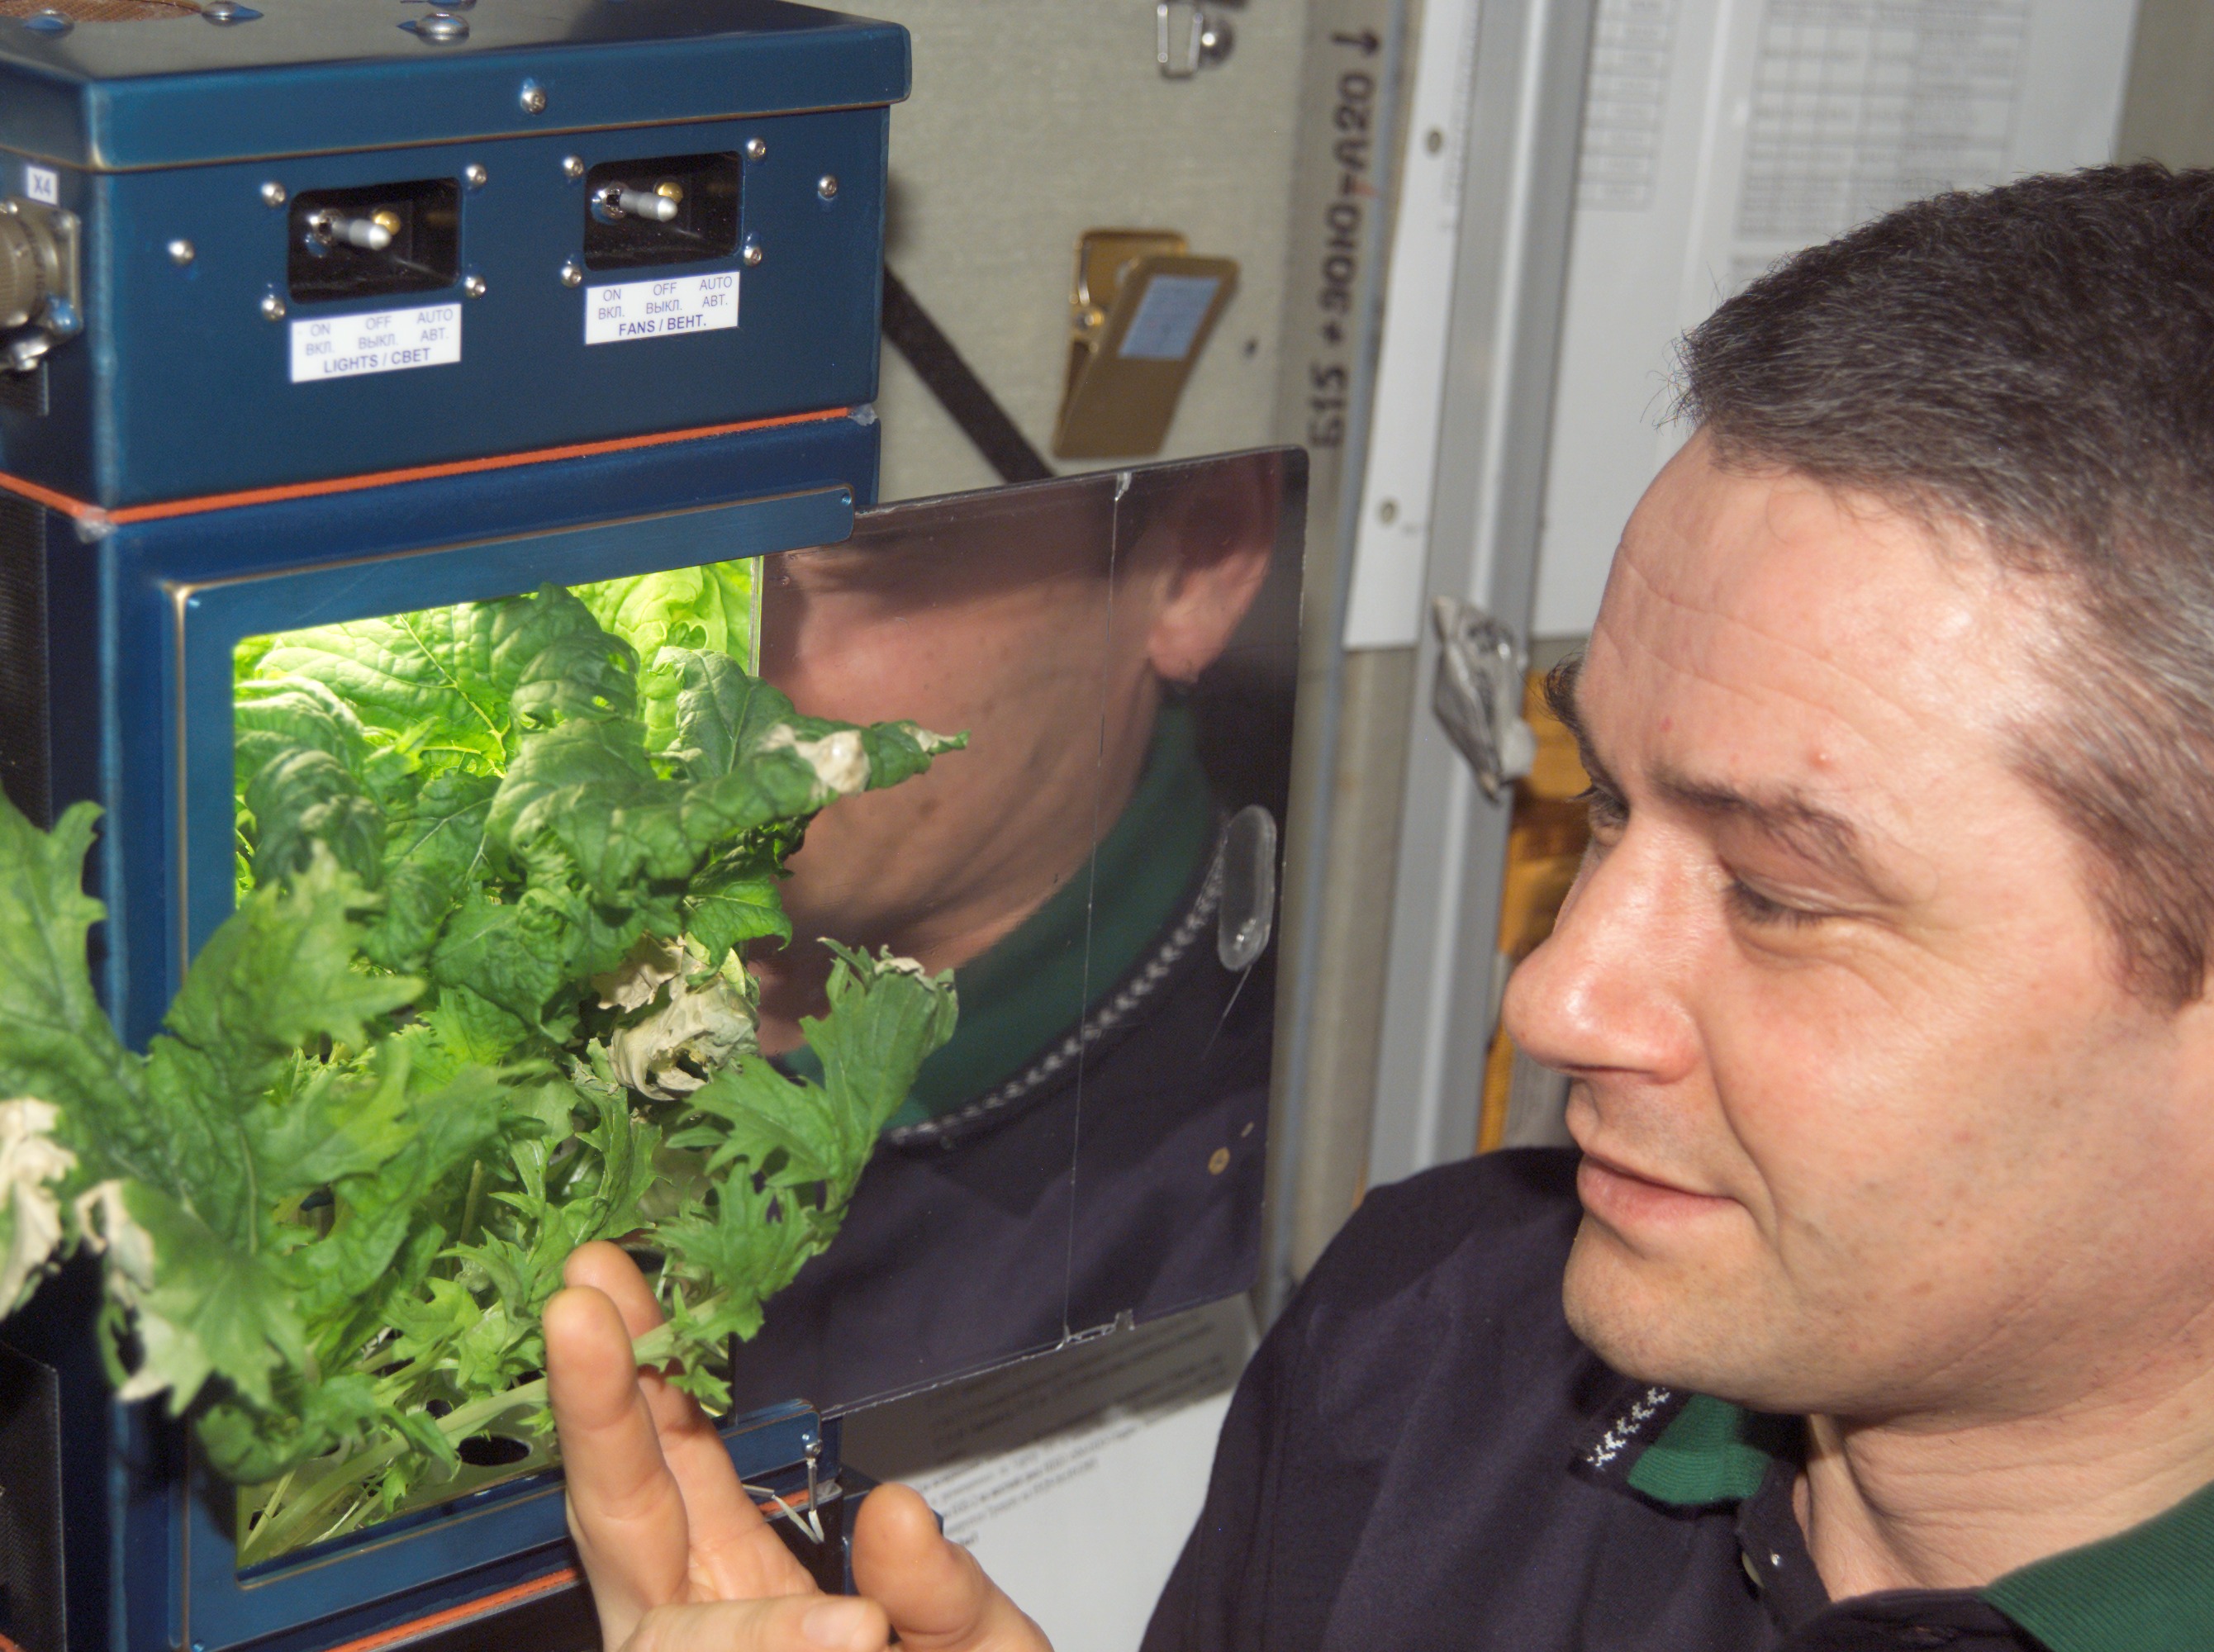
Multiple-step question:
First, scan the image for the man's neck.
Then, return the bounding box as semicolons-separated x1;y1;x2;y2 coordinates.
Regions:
1798;1337;2214;1597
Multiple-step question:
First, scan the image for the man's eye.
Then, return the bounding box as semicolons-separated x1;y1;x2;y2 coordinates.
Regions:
1726;879;1826;929
1575;786;1627;835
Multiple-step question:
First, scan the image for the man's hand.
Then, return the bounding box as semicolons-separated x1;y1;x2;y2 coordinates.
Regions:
544;1242;1051;1652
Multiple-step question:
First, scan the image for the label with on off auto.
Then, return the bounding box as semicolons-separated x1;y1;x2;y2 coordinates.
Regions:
289;305;462;383
584;271;739;344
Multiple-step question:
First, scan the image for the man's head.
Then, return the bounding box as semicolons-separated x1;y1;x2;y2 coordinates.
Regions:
1501;166;2214;1424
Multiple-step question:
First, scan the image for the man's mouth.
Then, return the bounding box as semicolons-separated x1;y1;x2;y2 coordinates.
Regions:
1574;1147;1734;1228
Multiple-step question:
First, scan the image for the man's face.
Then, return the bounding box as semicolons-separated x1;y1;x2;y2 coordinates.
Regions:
1503;434;2214;1424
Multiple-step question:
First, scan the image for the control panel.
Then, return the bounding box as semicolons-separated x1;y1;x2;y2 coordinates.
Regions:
0;0;908;508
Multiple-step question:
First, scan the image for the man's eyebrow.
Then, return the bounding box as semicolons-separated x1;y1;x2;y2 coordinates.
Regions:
1542;656;1622;796
1542;655;1898;900
1649;770;1897;898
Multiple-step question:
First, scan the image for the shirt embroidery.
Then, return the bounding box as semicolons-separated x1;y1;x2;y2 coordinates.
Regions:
884;848;1224;1150
1585;1384;1674;1469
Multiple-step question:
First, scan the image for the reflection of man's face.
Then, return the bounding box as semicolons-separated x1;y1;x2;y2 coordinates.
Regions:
1504;434;2214;1426
753;481;1272;1044
757;501;1157;978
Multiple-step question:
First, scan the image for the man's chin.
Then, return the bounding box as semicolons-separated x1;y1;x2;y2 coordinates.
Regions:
1561;1217;1767;1396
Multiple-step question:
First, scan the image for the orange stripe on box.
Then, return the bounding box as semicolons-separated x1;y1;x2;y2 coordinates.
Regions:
0;406;856;529
314;1566;582;1652
0;471;101;520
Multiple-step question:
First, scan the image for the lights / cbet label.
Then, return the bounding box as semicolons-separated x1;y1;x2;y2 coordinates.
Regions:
584;271;739;344
288;305;462;382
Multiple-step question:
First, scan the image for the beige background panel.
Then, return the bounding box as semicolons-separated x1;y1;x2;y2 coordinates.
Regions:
864;0;1309;502
2119;0;2214;168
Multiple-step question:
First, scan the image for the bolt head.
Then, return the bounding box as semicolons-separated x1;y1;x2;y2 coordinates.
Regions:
744;137;768;162
519;81;548;115
167;239;196;267
260;293;287;321
259;180;287;208
740;238;764;268
561;154;585;181
817;174;839;201
463;163;488;189
559;260;584;289
463;273;488;299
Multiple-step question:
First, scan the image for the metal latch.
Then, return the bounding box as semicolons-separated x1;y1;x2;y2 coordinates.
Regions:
1157;0;1234;77
0;198;80;376
1430;595;1534;802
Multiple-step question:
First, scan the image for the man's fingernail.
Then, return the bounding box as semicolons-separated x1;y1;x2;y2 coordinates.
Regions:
802;1599;877;1650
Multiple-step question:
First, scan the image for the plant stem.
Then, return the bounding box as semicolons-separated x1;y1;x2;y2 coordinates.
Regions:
235;1315;696;1567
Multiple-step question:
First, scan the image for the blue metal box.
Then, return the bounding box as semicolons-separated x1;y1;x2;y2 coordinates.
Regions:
0;0;905;509
1;411;877;1652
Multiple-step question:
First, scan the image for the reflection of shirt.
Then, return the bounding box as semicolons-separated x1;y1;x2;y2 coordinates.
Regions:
1144;1149;2214;1652
727;707;1269;1417
782;701;1216;1131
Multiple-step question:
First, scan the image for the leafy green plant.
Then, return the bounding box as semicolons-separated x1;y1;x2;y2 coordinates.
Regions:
0;568;961;1564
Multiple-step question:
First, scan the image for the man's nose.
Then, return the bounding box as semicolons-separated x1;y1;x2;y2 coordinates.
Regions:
1500;832;1699;1085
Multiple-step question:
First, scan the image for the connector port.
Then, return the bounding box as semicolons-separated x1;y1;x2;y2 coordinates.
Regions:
582;152;739;272
287;179;460;304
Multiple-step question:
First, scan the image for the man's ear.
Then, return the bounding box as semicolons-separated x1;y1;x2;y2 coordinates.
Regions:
1143;534;1274;684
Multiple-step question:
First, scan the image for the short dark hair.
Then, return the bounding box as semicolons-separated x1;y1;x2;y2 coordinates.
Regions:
1677;164;2214;1007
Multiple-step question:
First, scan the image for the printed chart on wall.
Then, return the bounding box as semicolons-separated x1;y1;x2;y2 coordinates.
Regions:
1533;0;2139;638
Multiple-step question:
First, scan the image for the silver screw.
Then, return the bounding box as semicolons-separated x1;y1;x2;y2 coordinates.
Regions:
740;236;764;268
415;11;468;41
561;154;585;181
167;239;195;267
259;180;287;208
463;163;487;189
559;260;583;288
463;273;488;299
744;136;767;162
519;80;548;115
260;292;287;321
817;174;839;201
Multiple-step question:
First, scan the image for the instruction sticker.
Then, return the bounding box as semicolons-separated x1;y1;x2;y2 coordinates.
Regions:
289;305;462;383
584;272;739;344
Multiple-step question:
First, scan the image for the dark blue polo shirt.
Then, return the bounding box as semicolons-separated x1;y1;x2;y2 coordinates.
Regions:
1142;1148;2214;1651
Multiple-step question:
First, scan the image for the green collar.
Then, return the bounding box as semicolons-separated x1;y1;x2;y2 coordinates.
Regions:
784;701;1216;1130
1622;1393;2214;1652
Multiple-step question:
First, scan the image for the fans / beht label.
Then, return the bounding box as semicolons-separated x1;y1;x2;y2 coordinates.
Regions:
585;272;740;344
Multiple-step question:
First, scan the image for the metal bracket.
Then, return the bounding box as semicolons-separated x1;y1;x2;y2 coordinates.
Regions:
1156;0;1234;77
1430;595;1534;802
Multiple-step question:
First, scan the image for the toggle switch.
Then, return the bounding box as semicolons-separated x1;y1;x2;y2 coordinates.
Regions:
580;154;737;271
287;179;459;303
596;182;683;223
307;208;398;252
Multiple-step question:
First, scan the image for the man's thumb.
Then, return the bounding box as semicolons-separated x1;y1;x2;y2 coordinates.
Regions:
850;1484;1052;1652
